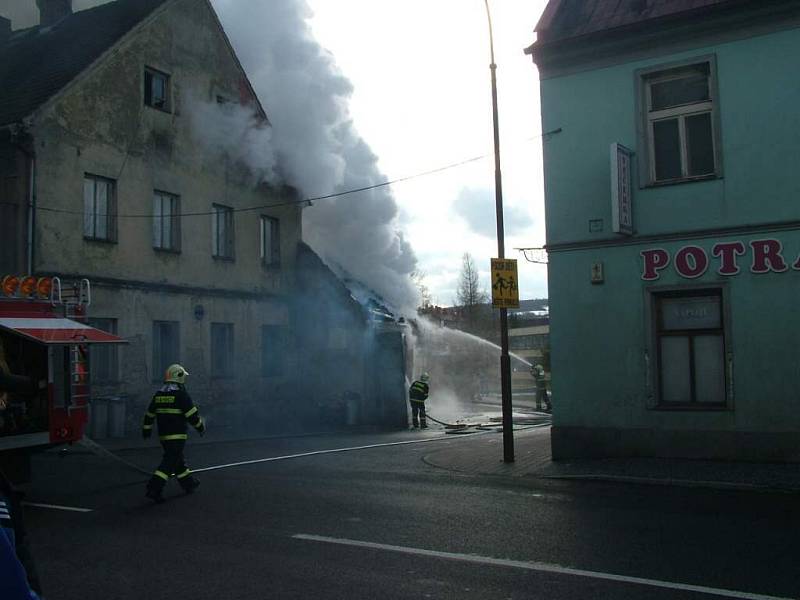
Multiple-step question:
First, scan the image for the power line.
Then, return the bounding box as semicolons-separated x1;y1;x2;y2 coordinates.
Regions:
5;128;561;220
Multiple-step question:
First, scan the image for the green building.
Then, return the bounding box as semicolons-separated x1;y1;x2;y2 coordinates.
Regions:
526;0;800;461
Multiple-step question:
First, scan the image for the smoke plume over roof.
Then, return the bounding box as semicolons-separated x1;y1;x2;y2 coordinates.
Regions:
1;0;419;311
211;0;418;311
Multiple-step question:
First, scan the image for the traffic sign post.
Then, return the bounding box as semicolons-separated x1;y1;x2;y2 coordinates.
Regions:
491;259;520;309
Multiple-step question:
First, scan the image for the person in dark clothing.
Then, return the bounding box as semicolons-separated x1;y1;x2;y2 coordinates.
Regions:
408;372;430;429
0;340;42;598
142;364;205;503
531;363;550;411
0;471;41;599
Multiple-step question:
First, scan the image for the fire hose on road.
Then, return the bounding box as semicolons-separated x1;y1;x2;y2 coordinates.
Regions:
425;412;551;434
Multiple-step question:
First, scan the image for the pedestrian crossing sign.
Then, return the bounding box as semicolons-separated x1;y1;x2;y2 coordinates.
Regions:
491;258;519;309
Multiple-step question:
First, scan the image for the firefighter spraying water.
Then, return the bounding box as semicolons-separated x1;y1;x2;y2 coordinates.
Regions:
408;372;430;429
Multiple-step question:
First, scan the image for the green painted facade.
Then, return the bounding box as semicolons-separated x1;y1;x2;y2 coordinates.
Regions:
535;11;800;459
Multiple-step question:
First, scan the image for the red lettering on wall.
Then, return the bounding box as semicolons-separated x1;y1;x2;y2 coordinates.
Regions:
750;239;788;273
674;246;709;279
641;249;669;281
712;242;746;275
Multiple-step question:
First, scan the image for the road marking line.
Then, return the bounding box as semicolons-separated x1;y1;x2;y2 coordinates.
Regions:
24;502;93;513
192;435;464;473
292;534;792;600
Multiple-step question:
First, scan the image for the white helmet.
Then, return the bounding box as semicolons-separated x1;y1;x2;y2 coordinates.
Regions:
420;372;430;383
165;364;189;384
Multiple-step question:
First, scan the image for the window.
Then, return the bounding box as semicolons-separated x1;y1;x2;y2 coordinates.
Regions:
639;58;720;184
153;191;181;252
212;204;235;259
88;318;119;384
211;323;234;378
261;325;287;377
655;290;726;407
260;216;280;267
144;67;170;111
152;321;180;383
83;174;116;242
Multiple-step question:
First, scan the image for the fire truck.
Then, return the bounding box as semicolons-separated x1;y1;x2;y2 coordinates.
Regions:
0;275;126;483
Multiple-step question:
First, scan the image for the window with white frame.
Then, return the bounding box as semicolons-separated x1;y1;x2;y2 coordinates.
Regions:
83;174;117;242
144;67;170;111
640;59;720;184
212;204;234;259
655;289;726;408
153;191;181;252
260;215;280;267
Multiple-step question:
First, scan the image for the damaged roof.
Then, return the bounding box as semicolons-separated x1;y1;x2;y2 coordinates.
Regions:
533;0;739;45
0;0;170;127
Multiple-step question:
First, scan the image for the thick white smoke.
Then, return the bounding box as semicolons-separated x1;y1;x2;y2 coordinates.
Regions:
211;0;419;311
187;95;280;187
1;0;419;311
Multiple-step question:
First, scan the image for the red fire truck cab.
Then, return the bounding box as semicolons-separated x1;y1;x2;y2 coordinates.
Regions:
0;275;126;482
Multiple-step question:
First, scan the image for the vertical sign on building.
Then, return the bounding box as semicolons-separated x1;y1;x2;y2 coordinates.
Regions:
491;258;520;309
610;143;633;235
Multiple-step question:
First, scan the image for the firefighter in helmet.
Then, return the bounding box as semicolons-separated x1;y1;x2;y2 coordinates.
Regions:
142;364;205;502
408;372;430;429
531;363;550;412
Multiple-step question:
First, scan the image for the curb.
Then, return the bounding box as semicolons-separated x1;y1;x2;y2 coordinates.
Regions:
539;473;800;494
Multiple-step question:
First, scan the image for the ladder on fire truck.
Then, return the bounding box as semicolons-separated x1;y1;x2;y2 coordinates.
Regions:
52;278;92;407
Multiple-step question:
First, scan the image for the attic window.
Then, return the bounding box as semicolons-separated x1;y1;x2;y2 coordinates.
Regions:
144;67;170;112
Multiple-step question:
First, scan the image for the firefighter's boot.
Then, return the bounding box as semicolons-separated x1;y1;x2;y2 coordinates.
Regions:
146;471;167;503
180;476;200;494
420;419;428;429
145;483;165;503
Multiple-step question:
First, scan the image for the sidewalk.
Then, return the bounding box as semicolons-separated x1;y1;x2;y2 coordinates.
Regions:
423;425;800;493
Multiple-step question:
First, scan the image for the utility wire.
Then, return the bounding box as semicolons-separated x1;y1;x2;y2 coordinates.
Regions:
5;128;561;220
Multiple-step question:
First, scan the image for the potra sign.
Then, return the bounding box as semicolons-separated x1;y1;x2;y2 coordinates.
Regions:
641;238;800;281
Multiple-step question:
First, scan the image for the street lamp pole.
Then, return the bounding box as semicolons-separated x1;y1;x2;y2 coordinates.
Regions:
483;0;514;463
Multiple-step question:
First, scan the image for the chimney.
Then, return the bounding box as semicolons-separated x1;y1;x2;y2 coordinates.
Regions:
0;17;10;43
36;0;72;27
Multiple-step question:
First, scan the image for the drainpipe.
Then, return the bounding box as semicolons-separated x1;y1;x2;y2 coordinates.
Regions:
27;156;35;274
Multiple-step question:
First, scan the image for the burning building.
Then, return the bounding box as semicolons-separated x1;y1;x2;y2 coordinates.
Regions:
0;0;417;437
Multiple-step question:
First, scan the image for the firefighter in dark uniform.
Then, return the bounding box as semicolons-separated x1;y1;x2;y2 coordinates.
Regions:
143;364;205;502
531;363;550;412
408;372;430;429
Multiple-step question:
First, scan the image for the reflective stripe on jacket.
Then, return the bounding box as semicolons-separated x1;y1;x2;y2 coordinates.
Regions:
409;380;429;402
142;384;204;440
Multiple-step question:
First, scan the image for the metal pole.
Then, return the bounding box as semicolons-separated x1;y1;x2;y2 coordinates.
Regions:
483;0;514;463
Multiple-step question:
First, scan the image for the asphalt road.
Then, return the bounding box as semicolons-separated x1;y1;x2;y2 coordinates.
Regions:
22;429;800;599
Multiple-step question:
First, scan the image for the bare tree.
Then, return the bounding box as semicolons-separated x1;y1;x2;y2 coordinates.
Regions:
456;253;488;330
411;270;432;309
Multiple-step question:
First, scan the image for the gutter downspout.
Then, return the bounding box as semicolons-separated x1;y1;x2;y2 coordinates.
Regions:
27;156;35;274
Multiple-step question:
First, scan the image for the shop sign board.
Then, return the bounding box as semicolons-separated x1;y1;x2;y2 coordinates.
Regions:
610;143;633;235
491;259;520;309
640;238;800;280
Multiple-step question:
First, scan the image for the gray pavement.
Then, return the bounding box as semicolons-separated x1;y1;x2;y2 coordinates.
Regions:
424;424;800;493
83;419;800;494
